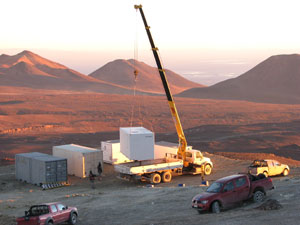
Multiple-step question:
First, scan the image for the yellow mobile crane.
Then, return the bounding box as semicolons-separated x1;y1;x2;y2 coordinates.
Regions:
134;5;213;175
114;5;213;184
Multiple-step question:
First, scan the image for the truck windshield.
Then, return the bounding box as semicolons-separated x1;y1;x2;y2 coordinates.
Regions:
206;182;223;193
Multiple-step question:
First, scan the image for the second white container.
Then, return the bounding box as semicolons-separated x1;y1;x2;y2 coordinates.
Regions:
53;144;103;178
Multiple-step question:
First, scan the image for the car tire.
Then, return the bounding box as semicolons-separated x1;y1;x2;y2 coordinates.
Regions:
204;164;212;175
283;169;289;176
253;190;265;203
162;171;172;183
69;212;77;225
150;173;161;184
211;201;220;214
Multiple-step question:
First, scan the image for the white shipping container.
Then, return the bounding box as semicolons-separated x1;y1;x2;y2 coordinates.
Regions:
53;144;103;178
101;140;132;164
120;127;154;160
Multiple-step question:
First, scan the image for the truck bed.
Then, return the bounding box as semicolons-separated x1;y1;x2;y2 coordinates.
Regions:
114;158;183;175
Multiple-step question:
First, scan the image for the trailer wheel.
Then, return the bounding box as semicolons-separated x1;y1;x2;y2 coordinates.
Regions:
204;164;212;175
150;173;161;184
162;171;172;183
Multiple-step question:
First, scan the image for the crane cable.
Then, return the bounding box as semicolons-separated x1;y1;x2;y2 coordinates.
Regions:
129;9;139;127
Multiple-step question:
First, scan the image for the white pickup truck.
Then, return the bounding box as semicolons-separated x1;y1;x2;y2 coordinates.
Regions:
114;149;213;184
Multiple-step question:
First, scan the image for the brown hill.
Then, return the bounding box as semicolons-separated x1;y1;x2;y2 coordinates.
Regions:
178;54;300;104
89;59;203;94
0;51;138;94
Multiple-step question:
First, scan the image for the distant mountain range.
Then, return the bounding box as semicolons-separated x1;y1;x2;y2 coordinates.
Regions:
1;51;300;104
178;54;300;104
0;51;200;95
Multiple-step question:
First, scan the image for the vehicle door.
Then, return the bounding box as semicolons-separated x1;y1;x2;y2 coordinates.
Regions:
273;161;284;175
220;180;236;208
268;161;277;176
234;177;249;201
50;204;61;223
56;203;70;222
185;151;193;164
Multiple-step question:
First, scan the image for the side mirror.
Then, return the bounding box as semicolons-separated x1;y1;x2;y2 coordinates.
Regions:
25;211;29;216
66;206;68;209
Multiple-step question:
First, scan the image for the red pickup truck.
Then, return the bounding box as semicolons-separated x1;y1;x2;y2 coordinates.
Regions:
16;202;78;225
192;174;274;213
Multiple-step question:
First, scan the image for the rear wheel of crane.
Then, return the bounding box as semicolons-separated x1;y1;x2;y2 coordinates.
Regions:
162;171;172;183
150;173;161;184
204;164;212;175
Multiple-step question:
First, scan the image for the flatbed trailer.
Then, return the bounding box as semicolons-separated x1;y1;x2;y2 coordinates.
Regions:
115;155;184;184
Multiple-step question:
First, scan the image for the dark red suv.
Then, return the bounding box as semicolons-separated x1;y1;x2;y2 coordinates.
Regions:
16;202;78;225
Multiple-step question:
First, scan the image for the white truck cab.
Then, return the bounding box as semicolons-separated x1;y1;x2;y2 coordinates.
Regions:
185;149;213;175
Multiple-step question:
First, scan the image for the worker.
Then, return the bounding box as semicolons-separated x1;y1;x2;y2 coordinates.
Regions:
97;162;103;181
89;170;96;189
201;164;205;183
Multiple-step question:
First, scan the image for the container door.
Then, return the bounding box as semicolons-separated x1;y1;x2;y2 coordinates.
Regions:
56;160;67;182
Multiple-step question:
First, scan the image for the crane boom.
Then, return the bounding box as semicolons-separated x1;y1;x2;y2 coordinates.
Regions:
134;4;188;165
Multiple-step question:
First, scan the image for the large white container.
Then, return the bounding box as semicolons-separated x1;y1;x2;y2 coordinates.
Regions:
15;152;67;185
101;140;132;164
120;127;154;160
53;144;103;178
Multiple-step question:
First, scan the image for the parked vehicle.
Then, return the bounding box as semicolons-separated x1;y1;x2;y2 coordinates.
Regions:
248;159;289;177
115;151;213;184
192;174;274;213
16;202;78;225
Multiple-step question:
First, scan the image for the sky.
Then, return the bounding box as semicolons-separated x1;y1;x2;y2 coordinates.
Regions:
1;0;300;85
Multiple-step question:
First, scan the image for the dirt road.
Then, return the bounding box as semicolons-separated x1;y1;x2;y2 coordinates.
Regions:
1;154;300;225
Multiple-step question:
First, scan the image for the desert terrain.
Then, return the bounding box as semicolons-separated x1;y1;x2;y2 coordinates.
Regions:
0;91;300;224
1;154;300;225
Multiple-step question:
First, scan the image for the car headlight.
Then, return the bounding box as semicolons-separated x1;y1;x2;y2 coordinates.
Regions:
200;200;208;204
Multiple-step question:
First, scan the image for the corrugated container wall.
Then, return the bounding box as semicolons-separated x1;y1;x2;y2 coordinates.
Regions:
101;140;132;164
53;144;103;178
15;152;67;185
120;127;154;160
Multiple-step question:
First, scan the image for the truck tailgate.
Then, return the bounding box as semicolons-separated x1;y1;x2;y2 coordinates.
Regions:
115;159;183;175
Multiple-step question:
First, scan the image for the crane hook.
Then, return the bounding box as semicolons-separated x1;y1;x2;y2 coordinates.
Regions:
134;69;139;80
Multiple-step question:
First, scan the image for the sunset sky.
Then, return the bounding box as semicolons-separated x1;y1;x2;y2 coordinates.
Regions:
1;0;300;85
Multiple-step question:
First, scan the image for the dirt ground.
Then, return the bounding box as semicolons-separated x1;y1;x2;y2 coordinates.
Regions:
1;153;300;225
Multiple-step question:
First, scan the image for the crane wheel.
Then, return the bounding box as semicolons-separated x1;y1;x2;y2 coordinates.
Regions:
150;173;161;184
204;164;212;175
162;171;172;183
